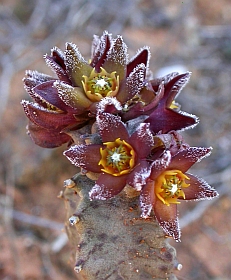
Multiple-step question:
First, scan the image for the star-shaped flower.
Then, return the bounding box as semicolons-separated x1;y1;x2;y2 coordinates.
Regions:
140;147;219;241
21;71;88;148
64;112;154;199
143;72;199;133
21;31;151;147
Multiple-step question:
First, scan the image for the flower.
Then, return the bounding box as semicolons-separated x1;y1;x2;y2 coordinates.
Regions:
143;72;199;133
140;147;219;241
64;112;154;199
21;71;89;148
120;71;199;134
22;31;151;147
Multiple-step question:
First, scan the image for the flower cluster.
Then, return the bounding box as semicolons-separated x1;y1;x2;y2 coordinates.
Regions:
22;31;218;241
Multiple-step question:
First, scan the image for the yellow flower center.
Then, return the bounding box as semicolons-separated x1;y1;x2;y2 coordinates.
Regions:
82;67;119;102
155;170;190;206
98;138;136;176
170;100;180;110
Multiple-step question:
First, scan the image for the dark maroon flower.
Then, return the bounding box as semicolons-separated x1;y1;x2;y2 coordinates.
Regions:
140;147;219;241
21;71;88;148
120;71;199;134
22;31;151;147
144;72;199;133
64;112;154;199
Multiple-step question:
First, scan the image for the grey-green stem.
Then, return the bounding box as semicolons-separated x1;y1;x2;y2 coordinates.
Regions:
62;173;180;279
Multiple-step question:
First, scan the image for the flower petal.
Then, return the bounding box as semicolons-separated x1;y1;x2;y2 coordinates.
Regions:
147;107;199;133
96;112;129;142
90;31;112;72
97;96;122;114
140;180;155;218
89;173;127;200
24;70;53;89
64;42;92;87
27;121;71;148
32;81;74;112
169;147;212;173
154;199;181;241
140;81;164;113
127;47;150;77
181;173;219;201
127;160;151;191
129;123;154;158
64;144;102;173
44;47;71;84
117;63;146;103
164;72;191;108
21;101;77;130
103;35;128;80
150;150;171;179
54;81;92;110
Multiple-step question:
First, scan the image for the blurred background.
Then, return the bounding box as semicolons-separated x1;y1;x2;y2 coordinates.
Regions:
0;0;231;279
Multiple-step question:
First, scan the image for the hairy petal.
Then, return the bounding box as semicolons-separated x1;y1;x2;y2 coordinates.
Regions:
103;35;128;80
32;81;72;112
89;173;127;200
140;180;155;218
97;112;129;142
150;150;171;179
127;47;150;77
181;173;219;201
27;121;70;148
54;81;92;111
117;63;146;103
22;101;77;130
129;123;154;158
44;47;71;83
154;200;181;241
90;31;112;72
165;72;191;107
64;42;92;86
97;96;122;114
64;144;102;173
140;81;165;113
126;160;151;191
169;147;212;173
147;108;198;134
24;70;54;89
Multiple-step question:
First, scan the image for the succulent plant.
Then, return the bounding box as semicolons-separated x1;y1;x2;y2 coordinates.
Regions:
22;31;219;279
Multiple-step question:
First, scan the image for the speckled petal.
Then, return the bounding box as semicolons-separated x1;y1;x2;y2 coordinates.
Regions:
165;72;191;108
64;42;92;87
169;147;212;173
90;31;112;72
147;107;198;134
24;70;54;89
103;35;128;81
139;180;155;218
96;112;129;142
45;47;71;83
127;160;151;191
32;81;73;112
127;47;150;77
180;173;219;201
54;81;92;111
150;150;171;180
129;123;154;158
22;101;77;130
64;144;102;173
117;63;146;103
89;173;127;200
154;199;181;241
27;121;71;148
